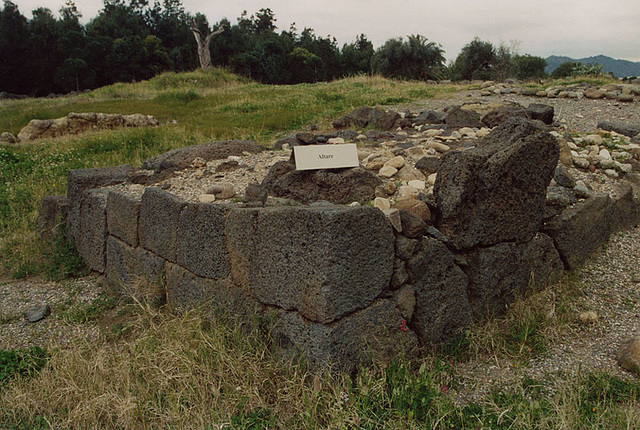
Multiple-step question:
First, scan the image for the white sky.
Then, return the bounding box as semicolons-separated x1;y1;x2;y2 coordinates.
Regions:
14;0;640;63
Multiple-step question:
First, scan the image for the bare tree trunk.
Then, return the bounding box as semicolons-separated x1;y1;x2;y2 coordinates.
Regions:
191;23;224;70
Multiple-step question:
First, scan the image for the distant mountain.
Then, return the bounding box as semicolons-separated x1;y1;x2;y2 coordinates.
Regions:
545;55;640;78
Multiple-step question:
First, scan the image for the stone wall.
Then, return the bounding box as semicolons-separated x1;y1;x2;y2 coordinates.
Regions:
43;120;640;370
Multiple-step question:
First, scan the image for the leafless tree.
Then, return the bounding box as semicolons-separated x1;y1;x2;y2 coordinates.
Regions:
190;21;224;70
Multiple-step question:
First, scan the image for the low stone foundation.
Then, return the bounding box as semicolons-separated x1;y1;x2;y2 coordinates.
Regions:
41;120;640;370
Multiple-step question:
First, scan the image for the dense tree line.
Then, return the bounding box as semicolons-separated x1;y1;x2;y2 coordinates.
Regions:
0;0;548;96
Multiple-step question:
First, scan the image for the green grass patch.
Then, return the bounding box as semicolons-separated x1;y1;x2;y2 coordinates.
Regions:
59;293;121;324
0;347;48;387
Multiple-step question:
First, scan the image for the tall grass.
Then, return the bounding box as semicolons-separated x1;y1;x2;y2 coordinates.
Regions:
1;301;638;429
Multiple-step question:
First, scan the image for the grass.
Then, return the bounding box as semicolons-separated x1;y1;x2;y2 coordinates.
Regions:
0;300;638;429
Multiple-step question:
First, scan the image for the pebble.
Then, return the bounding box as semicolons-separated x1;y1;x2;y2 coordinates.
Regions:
24;305;51;323
599;148;612;160
408;180;426;190
206;183;236;199
198;194;216;203
618;337;640;375
397;185;419;198
605;169;619;178
579;311;598;323
378;166;398;178
426;141;450;153
327;137;345;144
384;156;406;169
373;197;391;211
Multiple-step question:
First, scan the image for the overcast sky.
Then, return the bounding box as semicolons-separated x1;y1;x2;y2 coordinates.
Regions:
15;0;640;62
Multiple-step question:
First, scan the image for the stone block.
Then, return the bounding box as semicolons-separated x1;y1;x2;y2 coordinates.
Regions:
165;262;254;315
107;191;141;247
272;300;418;370
435;118;559;250
135;248;166;287
543;193;613;270
226;206;394;323
139;187;186;262
142;140;265;172
176;203;231;279
463;234;563;319
407;238;472;344
38;195;68;241
105;236;137;292
67;165;134;245
67;112;97;134
96;113;124;129
74;189;108;273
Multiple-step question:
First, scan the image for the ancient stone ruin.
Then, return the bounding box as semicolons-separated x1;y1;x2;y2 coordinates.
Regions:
12;112;159;142
40;111;640;370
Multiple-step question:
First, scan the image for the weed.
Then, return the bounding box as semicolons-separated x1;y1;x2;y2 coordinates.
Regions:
0;347;48;387
59;293;120;324
43;225;88;281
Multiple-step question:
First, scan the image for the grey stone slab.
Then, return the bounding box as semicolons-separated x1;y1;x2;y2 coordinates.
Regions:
543;193;613;270
135;248;166;287
407;237;472;344
176;203;230;279
463;233;563;320
272;299;418;371
107;191;141;247
165;262;255;315
67;165;134;245
139;187;186;262
74;189;108;273
435;118;558;250
105;236;137;293
225;206;395;324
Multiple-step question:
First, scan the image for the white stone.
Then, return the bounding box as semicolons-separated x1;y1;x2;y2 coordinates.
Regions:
383;156;406;169
476;128;491;138
605;169;619;178
396;165;426;181
615;162;633;173
198;194;216;203
584;134;603;145
356;134;367;140
398;185;419;198
427;173;438;186
373;197;391;211
599;159;616;169
228;155;242;162
382;208;402;232
599;148;612;160
567;141;579;150
427;141;450;153
327;137;345;144
451;131;462;140
378;166;398;178
408;180;426;190
572;156;590;169
406;147;425;158
550;131;563;139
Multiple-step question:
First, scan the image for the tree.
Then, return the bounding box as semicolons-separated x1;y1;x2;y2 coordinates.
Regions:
0;1;30;94
341;34;374;76
190;13;224;69
514;54;546;80
550;62;580;79
371;35;445;81
451;37;496;81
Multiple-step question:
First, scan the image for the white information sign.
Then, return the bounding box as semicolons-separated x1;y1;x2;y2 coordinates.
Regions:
293;144;359;171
